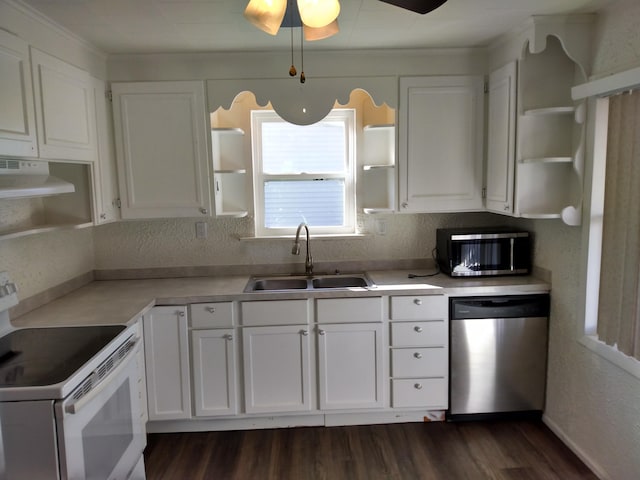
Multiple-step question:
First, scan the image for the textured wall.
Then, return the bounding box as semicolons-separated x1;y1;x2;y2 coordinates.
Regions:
0;228;94;299
539;1;640;478
93;212;508;270
591;0;640;77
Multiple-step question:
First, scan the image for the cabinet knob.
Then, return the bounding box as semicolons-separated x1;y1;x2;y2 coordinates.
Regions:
301;330;309;336
200;208;208;215
413;298;422;305
206;307;216;313
414;326;423;333
414;383;423;390
225;334;233;341
401;202;408;209
414;352;423;359
178;311;185;317
318;329;326;336
100;213;107;220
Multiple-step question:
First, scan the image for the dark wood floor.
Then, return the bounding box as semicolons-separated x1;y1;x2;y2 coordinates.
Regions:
144;420;597;480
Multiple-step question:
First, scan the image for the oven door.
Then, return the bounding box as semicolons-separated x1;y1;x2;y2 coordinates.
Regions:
55;339;146;480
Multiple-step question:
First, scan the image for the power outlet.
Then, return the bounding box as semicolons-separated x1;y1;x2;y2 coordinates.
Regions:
195;221;207;239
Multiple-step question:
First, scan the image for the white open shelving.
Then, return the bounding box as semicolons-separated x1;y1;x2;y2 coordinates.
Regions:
514;35;586;225
361;124;395;213
211;128;249;218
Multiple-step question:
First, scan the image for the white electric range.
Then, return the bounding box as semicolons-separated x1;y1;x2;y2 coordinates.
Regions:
0;272;147;479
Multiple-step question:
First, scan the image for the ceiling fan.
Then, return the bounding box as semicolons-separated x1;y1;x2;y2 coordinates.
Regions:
244;0;449;38
379;0;448;15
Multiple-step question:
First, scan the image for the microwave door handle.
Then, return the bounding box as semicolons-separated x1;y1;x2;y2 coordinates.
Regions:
510;237;515;271
64;338;139;415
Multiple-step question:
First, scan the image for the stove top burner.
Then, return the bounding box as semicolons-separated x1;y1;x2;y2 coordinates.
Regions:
0;325;126;388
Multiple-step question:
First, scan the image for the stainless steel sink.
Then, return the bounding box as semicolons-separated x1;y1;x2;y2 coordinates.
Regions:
251;278;309;291
244;273;373;292
311;276;369;289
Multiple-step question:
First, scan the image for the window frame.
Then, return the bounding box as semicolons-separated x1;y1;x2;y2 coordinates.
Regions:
250;109;357;237
574;69;640;379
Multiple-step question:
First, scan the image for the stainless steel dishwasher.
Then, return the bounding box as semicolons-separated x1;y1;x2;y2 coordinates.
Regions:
449;294;550;420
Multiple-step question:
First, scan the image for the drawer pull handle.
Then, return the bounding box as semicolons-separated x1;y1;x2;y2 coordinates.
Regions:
413;299;422;305
206;307;216;313
414;352;423;359
414;326;423;333
414;383;423;390
318;329;326;336
301;330;309;336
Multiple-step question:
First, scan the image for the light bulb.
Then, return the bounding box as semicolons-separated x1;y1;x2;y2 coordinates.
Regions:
297;0;340;28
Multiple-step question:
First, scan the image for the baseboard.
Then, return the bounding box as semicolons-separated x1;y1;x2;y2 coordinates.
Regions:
542;414;609;480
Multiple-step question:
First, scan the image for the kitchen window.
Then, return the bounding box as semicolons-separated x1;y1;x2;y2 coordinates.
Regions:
250;109;356;237
576;70;640;378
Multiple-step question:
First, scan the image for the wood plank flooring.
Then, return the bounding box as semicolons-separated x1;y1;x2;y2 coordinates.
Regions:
144;420;597;480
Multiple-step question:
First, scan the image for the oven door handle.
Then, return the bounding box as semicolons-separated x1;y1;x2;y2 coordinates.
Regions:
65;338;139;415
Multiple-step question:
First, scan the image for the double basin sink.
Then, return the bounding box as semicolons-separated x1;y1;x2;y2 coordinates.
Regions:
244;273;374;292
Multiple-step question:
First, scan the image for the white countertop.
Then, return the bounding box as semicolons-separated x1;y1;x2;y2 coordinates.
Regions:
11;271;550;328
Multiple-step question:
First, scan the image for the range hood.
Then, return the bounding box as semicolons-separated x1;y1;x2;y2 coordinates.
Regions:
0;160;75;199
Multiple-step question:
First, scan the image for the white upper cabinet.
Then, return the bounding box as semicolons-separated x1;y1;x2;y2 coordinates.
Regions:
30;49;96;161
112;81;211;219
0;30;38;157
486;61;517;214
398;76;484;213
91;77;120;224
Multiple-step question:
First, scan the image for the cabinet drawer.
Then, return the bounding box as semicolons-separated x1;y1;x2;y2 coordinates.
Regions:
391;378;448;409
391;347;447;378
390;295;447;320
316;297;382;323
241;300;309;326
390;321;447;347
190;302;234;328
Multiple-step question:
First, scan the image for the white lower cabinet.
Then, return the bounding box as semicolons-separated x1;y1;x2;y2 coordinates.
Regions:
189;302;237;417
192;329;237;416
317;322;384;410
143;306;191;421
242;325;312;414
389;295;449;409
143;294;448;430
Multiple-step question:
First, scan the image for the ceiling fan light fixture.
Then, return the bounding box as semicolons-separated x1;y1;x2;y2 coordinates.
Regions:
296;0;340;28
244;0;288;35
304;19;339;41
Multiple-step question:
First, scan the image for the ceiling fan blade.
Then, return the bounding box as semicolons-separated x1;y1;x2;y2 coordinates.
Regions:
378;0;448;14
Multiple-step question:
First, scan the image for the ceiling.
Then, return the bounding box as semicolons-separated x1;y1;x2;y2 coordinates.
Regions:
20;0;612;55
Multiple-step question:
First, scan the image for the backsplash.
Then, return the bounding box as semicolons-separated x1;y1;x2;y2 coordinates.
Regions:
0;228;94;300
93;212;511;272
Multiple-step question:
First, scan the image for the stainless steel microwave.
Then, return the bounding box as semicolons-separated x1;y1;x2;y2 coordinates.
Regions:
436;228;531;277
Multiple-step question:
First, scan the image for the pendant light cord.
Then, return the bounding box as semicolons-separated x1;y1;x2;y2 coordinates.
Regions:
300;27;305;83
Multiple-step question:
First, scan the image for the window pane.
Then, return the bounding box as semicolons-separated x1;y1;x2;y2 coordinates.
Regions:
261;122;345;174
264;180;345;228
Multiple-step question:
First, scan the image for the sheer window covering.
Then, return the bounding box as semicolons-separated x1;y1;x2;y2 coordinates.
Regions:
597;90;640;360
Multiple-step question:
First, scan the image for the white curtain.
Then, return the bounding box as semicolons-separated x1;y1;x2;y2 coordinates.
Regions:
598;90;640;360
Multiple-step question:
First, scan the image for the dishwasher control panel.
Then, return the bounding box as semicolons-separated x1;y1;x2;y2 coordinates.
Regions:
450;294;550;319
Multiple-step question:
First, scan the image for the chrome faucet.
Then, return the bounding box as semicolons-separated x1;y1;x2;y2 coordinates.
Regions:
292;222;313;275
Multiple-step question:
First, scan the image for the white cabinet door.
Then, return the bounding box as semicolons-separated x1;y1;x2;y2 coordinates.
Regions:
0;30;38;157
243;325;311;414
486;61;517;215
143;306;191;421
317;323;384;410
31;48;96;161
112;81;211;219
91;77;120;224
399;76;484;212
191;329;237;417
